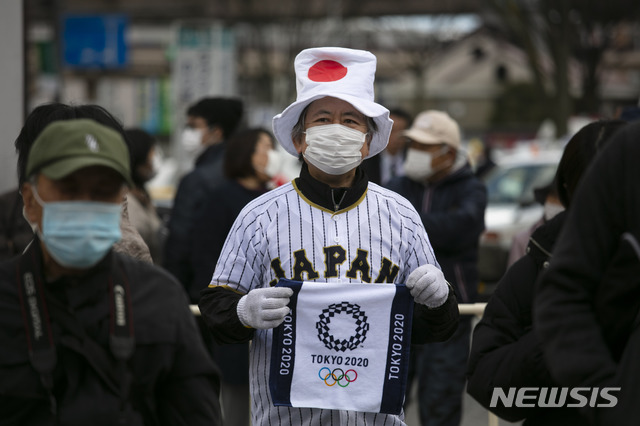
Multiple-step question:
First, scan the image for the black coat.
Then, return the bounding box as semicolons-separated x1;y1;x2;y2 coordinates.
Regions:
466;212;584;425
188;179;267;386
0;188;33;262
0;240;222;425
188;179;267;304
535;122;640;424
386;163;487;303
164;143;226;287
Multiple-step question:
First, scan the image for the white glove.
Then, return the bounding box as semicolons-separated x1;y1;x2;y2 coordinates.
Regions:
406;264;449;308
236;287;294;329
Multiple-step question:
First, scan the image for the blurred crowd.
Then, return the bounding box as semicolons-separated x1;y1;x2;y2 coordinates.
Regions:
1;45;639;426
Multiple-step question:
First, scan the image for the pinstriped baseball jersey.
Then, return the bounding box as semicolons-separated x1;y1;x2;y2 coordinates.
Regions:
209;180;439;426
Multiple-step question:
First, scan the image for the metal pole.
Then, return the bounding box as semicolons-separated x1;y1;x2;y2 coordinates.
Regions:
191;303;487;317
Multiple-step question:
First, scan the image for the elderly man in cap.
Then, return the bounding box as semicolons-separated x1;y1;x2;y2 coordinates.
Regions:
0;119;222;425
387;110;486;426
199;47;459;425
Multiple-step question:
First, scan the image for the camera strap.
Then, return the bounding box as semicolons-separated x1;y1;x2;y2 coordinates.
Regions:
16;245;135;424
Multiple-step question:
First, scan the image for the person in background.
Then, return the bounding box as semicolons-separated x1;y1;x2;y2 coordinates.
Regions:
533;119;638;425
190;128;278;426
361;107;412;185
474;143;496;179
534;120;640;425
386;109;487;426
0;119;222;425
123;128;164;264
164;97;243;287
190;128;278;295
467;119;627;425
507;178;564;267
13;102;153;263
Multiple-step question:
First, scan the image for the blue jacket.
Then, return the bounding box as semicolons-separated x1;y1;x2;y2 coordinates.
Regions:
386;163;487;303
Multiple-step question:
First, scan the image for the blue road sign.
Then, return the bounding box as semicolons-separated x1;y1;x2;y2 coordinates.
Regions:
63;14;128;68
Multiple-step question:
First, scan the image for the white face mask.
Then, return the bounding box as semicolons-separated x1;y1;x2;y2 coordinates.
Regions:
264;149;283;178
403;146;451;182
543;201;564;220
303;124;367;175
403;148;435;182
180;128;204;155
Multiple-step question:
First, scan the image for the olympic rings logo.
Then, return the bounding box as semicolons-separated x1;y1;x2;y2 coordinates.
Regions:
318;367;358;387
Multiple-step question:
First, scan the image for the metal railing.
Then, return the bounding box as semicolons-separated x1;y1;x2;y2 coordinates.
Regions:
189;302;499;426
458;302;487;316
189;303;488;317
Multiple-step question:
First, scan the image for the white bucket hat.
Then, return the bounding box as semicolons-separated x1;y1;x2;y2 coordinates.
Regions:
272;47;393;159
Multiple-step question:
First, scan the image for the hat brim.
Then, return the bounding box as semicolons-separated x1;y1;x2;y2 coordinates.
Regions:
403;128;444;145
272;93;392;160
40;156;133;187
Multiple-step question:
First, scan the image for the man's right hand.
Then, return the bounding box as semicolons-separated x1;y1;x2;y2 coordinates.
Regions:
236;287;294;329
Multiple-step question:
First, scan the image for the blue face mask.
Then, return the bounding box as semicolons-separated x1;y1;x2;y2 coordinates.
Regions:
32;188;122;269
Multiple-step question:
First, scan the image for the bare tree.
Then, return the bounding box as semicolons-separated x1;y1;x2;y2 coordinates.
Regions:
485;0;640;136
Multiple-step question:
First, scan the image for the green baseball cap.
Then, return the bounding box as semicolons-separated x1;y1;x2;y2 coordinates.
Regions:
26;118;133;186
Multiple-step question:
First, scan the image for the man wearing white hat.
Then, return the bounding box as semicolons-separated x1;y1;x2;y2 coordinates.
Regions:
199;47;459;425
387;110;487;426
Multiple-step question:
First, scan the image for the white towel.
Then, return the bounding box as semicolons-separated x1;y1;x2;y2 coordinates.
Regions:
270;279;414;414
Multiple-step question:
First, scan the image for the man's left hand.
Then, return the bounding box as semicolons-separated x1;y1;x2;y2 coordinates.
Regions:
406;264;449;308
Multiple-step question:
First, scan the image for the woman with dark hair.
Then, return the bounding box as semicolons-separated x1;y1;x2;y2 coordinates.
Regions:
189;127;278;426
190;128;278;296
466;119;627;426
124;128;163;263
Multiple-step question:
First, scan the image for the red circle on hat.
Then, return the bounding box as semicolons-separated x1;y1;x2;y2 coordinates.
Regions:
308;60;348;82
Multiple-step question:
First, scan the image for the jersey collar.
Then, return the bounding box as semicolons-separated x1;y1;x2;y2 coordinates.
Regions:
294;163;369;213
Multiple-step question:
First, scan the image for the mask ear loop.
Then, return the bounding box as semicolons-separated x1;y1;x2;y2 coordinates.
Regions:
22;207;39;233
23;178;44;234
29;180;47;208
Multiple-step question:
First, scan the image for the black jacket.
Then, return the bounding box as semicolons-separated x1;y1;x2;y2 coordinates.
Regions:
189;179;267;303
0;188;33;262
0;239;222;425
164;144;226;287
386;163;487;303
466;212;583;425
535;122;640;424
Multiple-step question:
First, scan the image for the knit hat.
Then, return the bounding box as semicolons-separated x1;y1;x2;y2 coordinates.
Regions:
404;110;461;150
272;47;393;159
